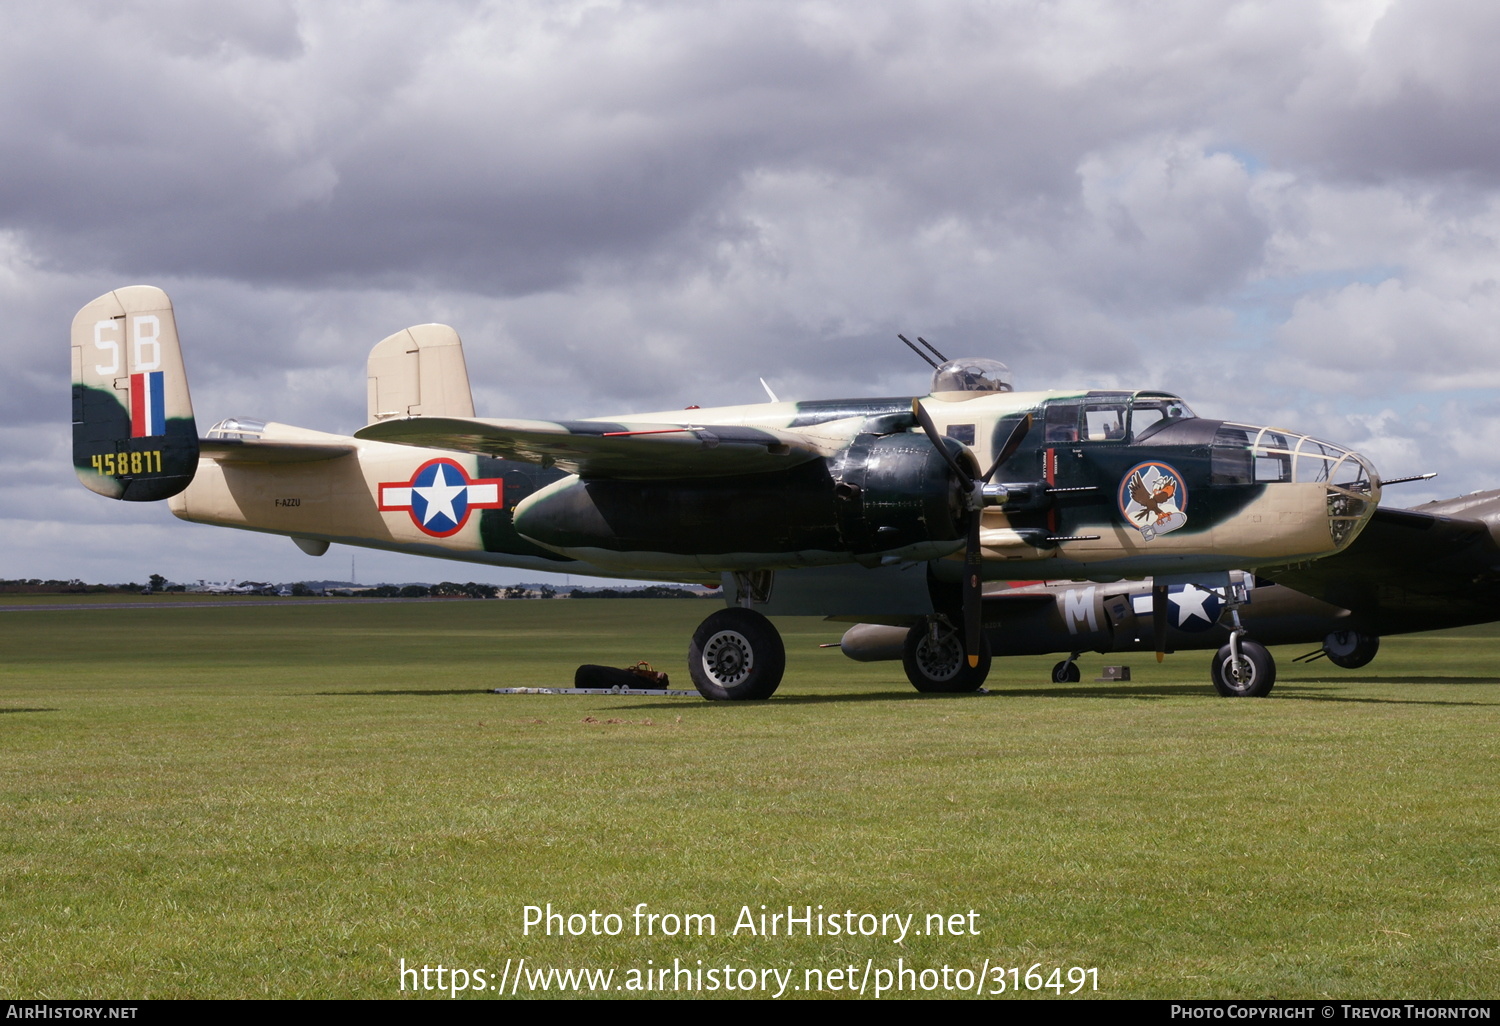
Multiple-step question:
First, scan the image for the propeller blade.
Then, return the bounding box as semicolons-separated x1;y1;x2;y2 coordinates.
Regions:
913;397;999;669
1152;582;1169;663
964;512;983;667
982;414;1032;483
912;399;975;486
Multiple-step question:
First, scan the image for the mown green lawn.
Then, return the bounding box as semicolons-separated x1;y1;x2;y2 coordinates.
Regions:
1;598;1496;999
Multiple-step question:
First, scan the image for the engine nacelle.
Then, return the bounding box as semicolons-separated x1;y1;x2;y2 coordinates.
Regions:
512;432;966;569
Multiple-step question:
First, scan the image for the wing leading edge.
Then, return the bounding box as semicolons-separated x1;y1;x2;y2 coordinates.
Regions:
354;416;832;479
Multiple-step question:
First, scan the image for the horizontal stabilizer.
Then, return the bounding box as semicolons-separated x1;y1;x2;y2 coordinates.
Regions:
355;416;830;479
199;439;356;464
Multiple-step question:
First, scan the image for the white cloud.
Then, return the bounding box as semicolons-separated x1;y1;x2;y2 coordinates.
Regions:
9;0;1500;580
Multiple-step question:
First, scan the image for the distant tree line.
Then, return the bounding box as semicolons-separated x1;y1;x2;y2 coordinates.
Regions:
3;577;712;599
570;586;707;598
1;578;143;594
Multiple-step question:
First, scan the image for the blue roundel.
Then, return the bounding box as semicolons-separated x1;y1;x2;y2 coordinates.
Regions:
410;460;468;535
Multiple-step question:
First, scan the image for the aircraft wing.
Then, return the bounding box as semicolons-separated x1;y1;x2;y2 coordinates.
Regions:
198;439;356;463
354;416;831;479
1261;505;1500;633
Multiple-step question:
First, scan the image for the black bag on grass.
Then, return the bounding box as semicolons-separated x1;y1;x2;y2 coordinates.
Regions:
573;662;670;689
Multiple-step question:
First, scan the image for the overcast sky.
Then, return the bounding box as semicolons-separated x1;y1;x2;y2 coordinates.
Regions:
6;0;1500;586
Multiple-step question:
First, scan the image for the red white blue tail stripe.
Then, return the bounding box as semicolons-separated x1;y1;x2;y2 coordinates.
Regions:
130;371;166;438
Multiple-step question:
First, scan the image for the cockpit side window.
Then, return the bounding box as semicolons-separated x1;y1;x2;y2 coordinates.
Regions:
1211;425;1253;484
1082;404;1127;442
1043;403;1081;443
1129;398;1194;442
946;423;976;446
1131;406;1165;438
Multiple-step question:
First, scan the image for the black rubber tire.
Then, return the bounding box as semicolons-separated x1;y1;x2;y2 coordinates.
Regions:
688;608;785;700
1210;640;1276;697
1051;660;1081;683
1324;630;1379;669
902;623;991;693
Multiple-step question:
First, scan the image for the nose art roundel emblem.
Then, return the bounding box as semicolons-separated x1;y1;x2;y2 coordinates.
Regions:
378;458;506;537
1119;461;1187;541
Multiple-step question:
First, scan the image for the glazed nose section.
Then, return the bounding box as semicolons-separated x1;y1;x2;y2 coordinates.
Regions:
1215;424;1380;550
1327;445;1381;546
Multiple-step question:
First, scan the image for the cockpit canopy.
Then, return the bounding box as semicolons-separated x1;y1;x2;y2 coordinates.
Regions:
931;358;1013;399
205;417;266;441
1040;392;1196;444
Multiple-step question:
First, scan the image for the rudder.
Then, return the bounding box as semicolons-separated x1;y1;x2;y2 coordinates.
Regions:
71;286;199;501
366;324;475;424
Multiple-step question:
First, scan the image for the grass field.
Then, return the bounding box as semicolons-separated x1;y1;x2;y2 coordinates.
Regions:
1;596;1496;999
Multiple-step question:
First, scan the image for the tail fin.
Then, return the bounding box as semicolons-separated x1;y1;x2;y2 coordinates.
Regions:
365;324;475;423
70;286;199;501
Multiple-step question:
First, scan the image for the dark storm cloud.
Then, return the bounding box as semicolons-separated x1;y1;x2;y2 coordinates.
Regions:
11;0;1500;581
0;2;1274;295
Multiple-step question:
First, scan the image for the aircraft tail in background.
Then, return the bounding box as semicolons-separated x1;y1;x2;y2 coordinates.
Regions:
70;286;199;501
365;323;475;424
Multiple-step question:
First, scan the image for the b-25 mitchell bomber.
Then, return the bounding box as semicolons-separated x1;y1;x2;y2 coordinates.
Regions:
72;286;1382;700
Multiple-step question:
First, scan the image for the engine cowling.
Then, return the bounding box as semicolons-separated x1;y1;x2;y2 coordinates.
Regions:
829;432;968;554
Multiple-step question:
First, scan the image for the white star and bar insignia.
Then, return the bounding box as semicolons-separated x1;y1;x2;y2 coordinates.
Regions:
378;458;505;537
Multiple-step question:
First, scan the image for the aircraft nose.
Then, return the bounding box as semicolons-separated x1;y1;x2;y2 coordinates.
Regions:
1224;424;1381;549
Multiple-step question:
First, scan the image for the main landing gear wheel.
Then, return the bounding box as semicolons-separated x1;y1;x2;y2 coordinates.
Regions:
1051;659;1081;683
688;608;785;700
902;623;991;693
1324;630;1380;669
1211;640;1276;697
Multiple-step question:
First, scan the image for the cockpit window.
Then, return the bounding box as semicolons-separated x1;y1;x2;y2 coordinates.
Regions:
1043;402;1080;443
1082;404;1127;441
1129;397;1195;441
930;358;1013;395
1211;424;1253;484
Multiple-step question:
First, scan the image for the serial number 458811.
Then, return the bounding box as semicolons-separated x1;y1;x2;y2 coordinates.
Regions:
91;451;162;476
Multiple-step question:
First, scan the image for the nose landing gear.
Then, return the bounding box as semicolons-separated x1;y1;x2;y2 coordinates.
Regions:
1209;580;1276;696
1211;639;1276;696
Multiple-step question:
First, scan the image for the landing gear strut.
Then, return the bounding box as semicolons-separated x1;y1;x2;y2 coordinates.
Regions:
902;618;991;693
